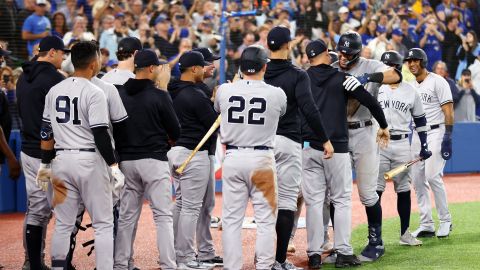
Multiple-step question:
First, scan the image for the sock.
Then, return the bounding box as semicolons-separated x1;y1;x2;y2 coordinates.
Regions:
329;202;335;229
376;191;383;201
275;210;294;263
365;199;383;245
397;191;411;235
26;224;43;269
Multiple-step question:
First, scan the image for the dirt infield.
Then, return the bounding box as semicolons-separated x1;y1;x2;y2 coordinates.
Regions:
1;174;479;269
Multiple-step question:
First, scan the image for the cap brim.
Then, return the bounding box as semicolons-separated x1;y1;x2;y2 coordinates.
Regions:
0;49;12;56
159;60;169;65
206;55;221;62
62;49;71;53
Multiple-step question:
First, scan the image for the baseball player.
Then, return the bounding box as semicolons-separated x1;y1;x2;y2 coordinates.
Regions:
102;37;142;86
167;51;217;270
302;39;390;268
405;48;454;238
191;47;223;266
264;25;333;270
331;31;401;262
114;49;181;270
376;50;432;246
215;45;287;270
16;36;68;270
38;41;124;270
100;36;142;270
288;49;340;255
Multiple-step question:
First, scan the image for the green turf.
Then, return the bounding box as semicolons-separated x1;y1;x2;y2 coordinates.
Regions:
321;202;480;270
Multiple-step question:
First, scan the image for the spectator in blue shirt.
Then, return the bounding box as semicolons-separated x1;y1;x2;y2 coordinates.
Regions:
419;17;444;70
399;17;418;49
359;19;377;45
455;30;480;80
435;0;456;23
168;38;193;79
21;0;51;57
459;0;474;30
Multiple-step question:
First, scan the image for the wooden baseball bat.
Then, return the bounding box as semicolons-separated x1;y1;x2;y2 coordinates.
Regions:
175;115;221;175
384;157;423;181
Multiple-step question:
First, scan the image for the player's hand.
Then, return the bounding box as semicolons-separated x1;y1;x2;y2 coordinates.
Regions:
322;140;334;159
441;132;452;160
355;73;370;85
343;76;362;91
7;156;21;180
419;142;432;160
35;163;51;192
110;164;125;196
376;128;390;149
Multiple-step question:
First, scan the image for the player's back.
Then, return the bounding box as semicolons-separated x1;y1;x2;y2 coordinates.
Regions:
101;68;134;86
215;80;287;148
44;77;109;150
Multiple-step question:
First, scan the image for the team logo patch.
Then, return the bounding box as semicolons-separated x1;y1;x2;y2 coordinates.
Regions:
385;54;390;59
344;41;350;47
409;51;413;56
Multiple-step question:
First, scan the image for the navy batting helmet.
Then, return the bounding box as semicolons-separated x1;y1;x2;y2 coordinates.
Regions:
336;31;362;67
240;45;269;74
381;50;403;71
404;48;428;68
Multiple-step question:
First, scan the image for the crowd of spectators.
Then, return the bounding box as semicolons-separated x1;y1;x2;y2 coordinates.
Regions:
0;0;479;121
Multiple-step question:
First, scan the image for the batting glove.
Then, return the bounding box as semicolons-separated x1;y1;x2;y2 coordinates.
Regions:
357;73;371;84
441;133;452;160
419;143;432;160
35;163;51;192
343;76;362;91
110;164;125;197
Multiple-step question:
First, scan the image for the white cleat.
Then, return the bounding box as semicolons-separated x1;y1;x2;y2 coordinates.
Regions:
436;222;452;238
399;231;423;246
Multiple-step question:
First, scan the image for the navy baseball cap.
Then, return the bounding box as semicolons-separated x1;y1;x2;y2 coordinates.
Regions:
306;40;328;59
134;49;167;68
193;47;220;63
267;26;292;51
178;51;209;69
118;37;142;53
392;28;403;36
38;36;71;52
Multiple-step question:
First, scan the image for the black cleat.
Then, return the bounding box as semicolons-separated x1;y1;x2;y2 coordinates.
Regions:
335;254;361;268
199;256;223;266
308;254;322;269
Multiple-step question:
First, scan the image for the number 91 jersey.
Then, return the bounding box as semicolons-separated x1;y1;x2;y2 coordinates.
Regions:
214;80;287;148
42;77;110;149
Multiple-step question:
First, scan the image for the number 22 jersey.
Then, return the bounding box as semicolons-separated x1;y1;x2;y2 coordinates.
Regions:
214;80;287;148
42;77;110;149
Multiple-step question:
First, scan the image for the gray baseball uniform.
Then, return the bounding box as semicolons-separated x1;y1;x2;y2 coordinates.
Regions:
332;57;389;207
377;82;425;193
214;80;287;270
43;77;114;270
302;148;353;256
410;72;453;229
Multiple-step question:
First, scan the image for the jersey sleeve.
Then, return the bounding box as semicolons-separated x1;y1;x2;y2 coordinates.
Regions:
106;84;128;123
214;84;224;113
42;92;52;124
368;59;389;73
22;16;34;32
88;88;110;129
411;89;426;118
436;76;453;106
277;87;287;116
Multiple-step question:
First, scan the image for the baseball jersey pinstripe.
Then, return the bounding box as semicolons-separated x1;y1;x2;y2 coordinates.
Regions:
378;82;425;135
43;77;110;149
